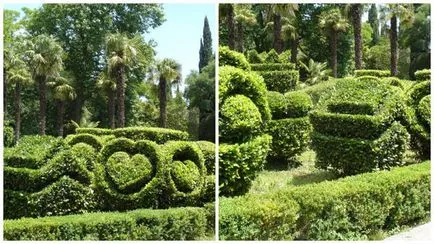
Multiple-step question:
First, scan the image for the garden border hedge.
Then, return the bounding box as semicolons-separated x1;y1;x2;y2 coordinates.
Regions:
354;69;391;78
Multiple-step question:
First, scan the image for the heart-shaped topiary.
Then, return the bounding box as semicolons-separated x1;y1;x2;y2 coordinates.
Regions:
106;151;154;192
171;160;201;193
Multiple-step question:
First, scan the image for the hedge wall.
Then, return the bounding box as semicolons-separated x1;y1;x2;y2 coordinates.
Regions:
4;124;14;147
219;46;250;70
251;63;296;71
414;69;430;81
354;69;391;78
257;70;299;93
4;207;208;240
219;162;430;240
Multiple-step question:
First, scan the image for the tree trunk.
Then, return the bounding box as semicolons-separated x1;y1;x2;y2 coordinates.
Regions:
291;38;299;64
14;82;21;144
108;88;116;129
57;100;65;137
38;75;47;135
273;14;283;53
352;4;363;70
159;77;167;128
73;91;84;124
227;4;236;50
236;22;244;53
390;15;398;76
116;65;125;128
4;68;7;120
331;31;338;78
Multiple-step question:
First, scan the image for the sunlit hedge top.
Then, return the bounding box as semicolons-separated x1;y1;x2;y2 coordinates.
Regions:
354;69;391;78
219;46;250;70
414;69;430;81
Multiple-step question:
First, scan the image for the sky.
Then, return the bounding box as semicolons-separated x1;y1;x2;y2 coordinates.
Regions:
3;3;217;91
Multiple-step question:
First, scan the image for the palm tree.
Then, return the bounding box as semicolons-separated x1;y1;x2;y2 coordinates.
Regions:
150;58;182;128
234;4;256;53
7;63;32;143
106;33;147;128
385;4;414;76
50;75;76;137
348;4;364;69
319;8;349;78
26;34;64;135
300;59;328;85
220;4;236;50
96;70;116;129
265;4;298;54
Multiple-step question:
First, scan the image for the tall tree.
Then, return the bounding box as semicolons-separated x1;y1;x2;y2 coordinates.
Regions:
96;70;117;129
199;16;213;71
152;58;182;128
26;34;64;135
319;8;349;78
234;4;256;53
266;4;298;54
368;4;380;45
219;4;236;50
350;4;363;69
51;75;76;137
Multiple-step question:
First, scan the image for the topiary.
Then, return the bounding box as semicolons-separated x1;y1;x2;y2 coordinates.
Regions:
264;49;280;63
414;69;430;81
354;69;390;78
220;95;263;143
219;46;250;70
284;91;313;118
195;141;216;175
267;91;287;120
4;124;14;147
247;49;263;64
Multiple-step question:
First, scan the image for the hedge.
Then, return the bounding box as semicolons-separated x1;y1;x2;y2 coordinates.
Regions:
257;70;299;93
219;46;250;70
382;77;406;90
312;122;409;175
247;49;263;64
4;135;66;169
414;69;430;81
220;95;262;143
355;75;381;83
4;207;208;240
65;133;104;151
266;117;311;166
219;66;271;123
354;69;390;78
219;134;272;197
195;141;216;175
284;91;313;118
264;49;280;63
219;162;430;240
250;63;296;72
267;91;287;119
418;95;430;129
76;127;189;144
4;124;14;147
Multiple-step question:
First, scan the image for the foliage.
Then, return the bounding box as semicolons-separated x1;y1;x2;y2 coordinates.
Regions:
300;59;328;85
219;46;251;70
264;49;280;63
195;141;216;175
199;16;213;71
257;70;299;93
247;49;263;63
354;69;391;77
219;134;272;197
250;63;296;71
414;69;431;81
4;207;208;240
4;124;15;147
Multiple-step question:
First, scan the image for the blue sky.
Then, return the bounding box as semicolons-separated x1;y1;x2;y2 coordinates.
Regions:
3;3;216;89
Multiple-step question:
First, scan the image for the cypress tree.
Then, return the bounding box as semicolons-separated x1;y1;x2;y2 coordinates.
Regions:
368;4;379;45
199;16;213;71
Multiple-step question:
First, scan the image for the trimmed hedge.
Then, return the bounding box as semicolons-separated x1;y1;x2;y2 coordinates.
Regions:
266;117;311;166
257;70;299;93
414;69;430;81
418;95;430;129
312;122;409;175
284;91;313;118
4;124;14;147
4;207;208;240
220;95;262;142
356;75;381;83
382;77;406;89
219;134;272;197
267;91;287;119
219;162;430;240
65;133;104;151
354;69;390;78
195;141;215;175
250;63;296;72
4;135;66;169
247;49;263;64
264;49;280;63
219;66;271;123
219;46;250;70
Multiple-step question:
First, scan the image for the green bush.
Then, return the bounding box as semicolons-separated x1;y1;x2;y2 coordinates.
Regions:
200;175;215;204
219;46;250;70
250;63;296;72
327;101;375;115
65;133;103;151
219;195;299;240
257;70;299;93
382;77;406;89
4;135;66;169
220;95;262;143
284;91;313;118
354;69;390;77
264;49;280;63
247;49;263;64
266;117;311;166
219;162;430;240
219;66;271;123
219;134;272;197
4;124;14;147
355;75;381;82
408;81;430;107
267;91;287;119
195;141;215;175
75;127;112;135
414;69;430;81
312;122;409;175
418;95;430;129
4;207;208;240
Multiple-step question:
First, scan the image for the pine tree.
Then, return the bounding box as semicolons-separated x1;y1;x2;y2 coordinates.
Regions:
368;4;379;45
199;16;213;71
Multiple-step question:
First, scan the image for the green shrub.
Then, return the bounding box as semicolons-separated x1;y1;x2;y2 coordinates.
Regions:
200;175;215;204
278;50;292;63
250;63;296;72
284;91;313;118
219;162;430;240
219;66;271;123
220;95;262;143
75;127;112;135
195;141;215;175
355;75;381;82
65;133;103;151
301;79;337;105
327;101;375;115
266;117;311;166
312;122;409;175
264;49;280;63
408;81;430;107
382;77;405;89
418;95;430;129
354;69;390;78
219;46;250;70
219;134;272;197
4;207;208;240
4;135;66;169
267;91;287;119
219;195;299;240
414;69;430;81
247;49;263;64
257;70;299;93
4;124;14;147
